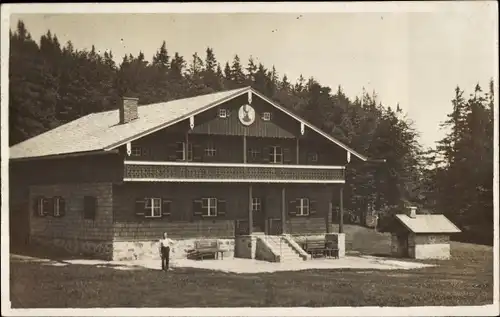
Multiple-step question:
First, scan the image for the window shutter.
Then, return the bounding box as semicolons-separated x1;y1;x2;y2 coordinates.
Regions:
162;199;172;217
33;196;42;217
218;200;227;217
262;146;270;163
43;198;52;217
193;144;203;161
167;143;178;161
58;197;66;217
309;200;317;216
288;200;297;216
135;198;146;217
84;196;97;220
193;200;203;217
283;148;292;163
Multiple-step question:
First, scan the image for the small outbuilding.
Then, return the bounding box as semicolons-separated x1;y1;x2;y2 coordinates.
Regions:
388;207;461;260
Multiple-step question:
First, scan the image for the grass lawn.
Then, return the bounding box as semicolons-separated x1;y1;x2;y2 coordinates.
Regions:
9;226;494;308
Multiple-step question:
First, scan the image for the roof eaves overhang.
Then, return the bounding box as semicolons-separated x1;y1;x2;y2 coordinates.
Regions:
104;87;250;151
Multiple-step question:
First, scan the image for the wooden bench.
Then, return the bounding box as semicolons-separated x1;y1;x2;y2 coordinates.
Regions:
303;239;339;259
188;240;224;260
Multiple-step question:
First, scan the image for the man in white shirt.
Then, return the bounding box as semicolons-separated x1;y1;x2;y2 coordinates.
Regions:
159;232;174;271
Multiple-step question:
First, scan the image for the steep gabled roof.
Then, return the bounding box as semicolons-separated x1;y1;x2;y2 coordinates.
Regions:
10;86;370;161
395;214;462;234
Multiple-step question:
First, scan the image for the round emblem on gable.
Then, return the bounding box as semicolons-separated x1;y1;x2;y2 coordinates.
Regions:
238;104;256;126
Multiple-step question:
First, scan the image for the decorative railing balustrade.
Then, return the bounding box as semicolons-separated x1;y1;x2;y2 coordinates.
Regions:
123;161;345;182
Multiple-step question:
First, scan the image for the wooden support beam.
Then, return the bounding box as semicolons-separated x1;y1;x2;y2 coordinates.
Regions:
248;185;253;235
339;185;344;234
281;187;286;234
243;134;247;164
296;138;300;164
327;201;332;234
185;132;189;161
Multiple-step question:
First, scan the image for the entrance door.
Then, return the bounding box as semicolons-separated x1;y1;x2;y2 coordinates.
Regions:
252;197;266;232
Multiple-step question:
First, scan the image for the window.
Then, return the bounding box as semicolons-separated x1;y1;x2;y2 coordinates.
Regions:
202;198;217;217
83;196;97;220
308;152;318;163
249;148;261;160
269;146;283;164
34;197;48;217
252;197;261;212
218;108;228;118
145;198;162;218
131;146;142;157
262;112;272;121
53;196;65;217
205;142;217;157
296;198;310;216
175;142;193;161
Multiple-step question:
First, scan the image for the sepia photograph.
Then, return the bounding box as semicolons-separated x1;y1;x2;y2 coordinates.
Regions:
1;2;498;316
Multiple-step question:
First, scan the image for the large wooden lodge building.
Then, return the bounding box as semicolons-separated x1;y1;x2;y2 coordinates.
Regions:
9;87;380;261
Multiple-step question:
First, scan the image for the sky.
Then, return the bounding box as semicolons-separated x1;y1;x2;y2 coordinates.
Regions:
8;3;498;149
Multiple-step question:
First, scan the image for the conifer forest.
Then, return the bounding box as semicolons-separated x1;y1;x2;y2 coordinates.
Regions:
9;20;495;244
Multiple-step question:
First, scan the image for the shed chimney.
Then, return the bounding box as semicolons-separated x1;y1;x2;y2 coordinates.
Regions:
119;97;139;124
407;206;417;218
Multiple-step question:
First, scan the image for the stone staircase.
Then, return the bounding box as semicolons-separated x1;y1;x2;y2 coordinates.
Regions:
260;235;305;262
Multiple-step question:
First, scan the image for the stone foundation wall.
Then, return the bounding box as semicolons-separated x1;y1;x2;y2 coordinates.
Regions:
112;238;235;261
325;233;345;258
414;243;451;260
234;235;257;259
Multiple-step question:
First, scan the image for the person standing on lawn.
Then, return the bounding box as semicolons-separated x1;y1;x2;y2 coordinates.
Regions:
159;232;174;271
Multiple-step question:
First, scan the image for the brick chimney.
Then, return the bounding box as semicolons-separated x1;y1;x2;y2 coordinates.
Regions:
119;97;139;124
406;206;417;218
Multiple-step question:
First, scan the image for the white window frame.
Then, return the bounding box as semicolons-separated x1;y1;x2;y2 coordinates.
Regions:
270;146;283;164
249;148;260;160
218;108;227;118
262;112;272;121
131;146;142;157
296;198;310;216
37;198;45;217
205;142;217;157
176;142;193;161
144;198;162;218
252;197;261;212
201;198;217;217
53;197;61;217
309;152;318;163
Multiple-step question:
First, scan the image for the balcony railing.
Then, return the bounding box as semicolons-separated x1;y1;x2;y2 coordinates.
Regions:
123;161;345;183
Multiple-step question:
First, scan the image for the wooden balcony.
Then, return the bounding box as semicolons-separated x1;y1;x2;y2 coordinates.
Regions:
123;161;345;183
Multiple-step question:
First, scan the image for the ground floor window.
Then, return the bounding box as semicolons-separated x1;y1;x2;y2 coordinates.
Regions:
53;196;65;217
145;198;162;218
202;198;218;217
296;198;310;216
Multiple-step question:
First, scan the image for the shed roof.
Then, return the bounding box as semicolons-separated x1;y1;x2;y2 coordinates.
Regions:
10;86;371;161
395;214;462;234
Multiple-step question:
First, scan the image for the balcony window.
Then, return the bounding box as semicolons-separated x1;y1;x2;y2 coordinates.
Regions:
131;146;142;157
176;142;193;161
205;142;217;157
308;152;319;163
248;148;261;161
269;146;283;164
